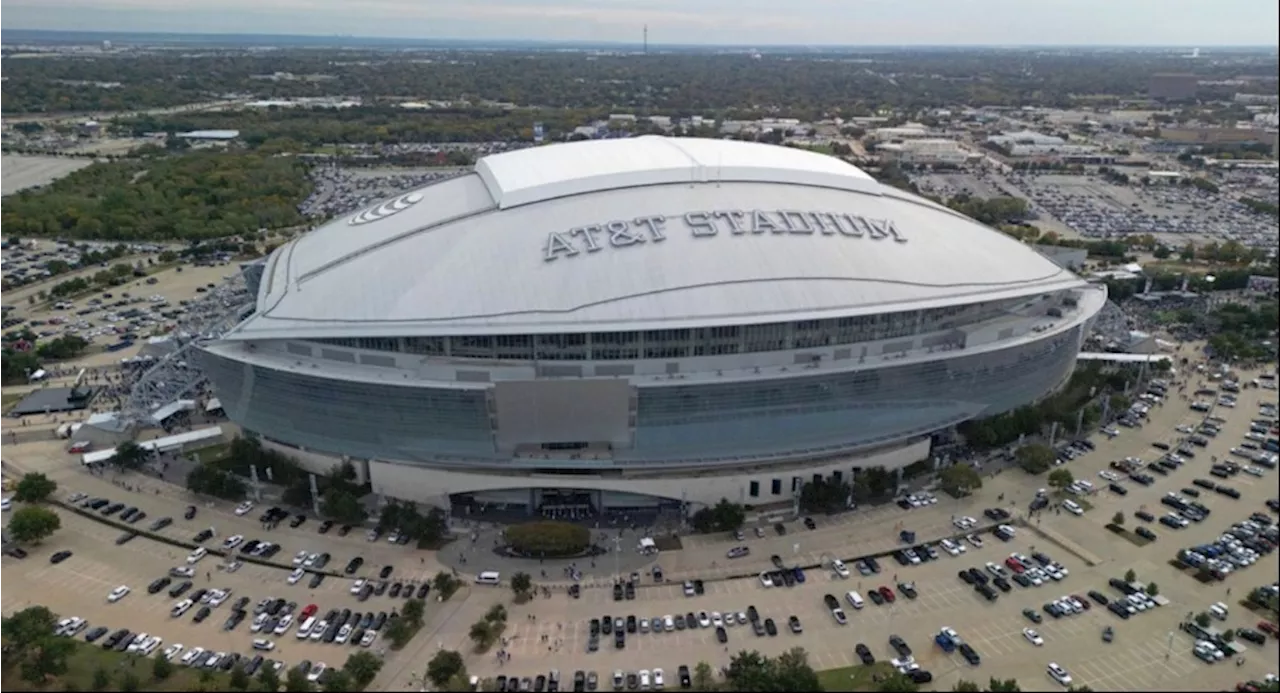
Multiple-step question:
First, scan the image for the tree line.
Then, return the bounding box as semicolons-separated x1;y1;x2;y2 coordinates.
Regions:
1;151;310;241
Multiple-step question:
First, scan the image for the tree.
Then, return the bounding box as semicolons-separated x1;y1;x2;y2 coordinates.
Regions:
1066;687;1095;693
938;464;983;497
257;663;281;692
152;652;174;681
1;606;77;685
284;666;313;692
690;498;746;533
1123;569;1137;583
1221;629;1235;642
1112;512;1125;526
988;678;1023;692
469;620;494;648
692;662;716;691
952;681;982;693
321;669;353;692
403;598;426;626
511;571;533;600
1016;444;1055;474
1194;611;1211;628
427;650;466;688
1047;468;1074;490
1146;582;1159;597
120;672;142;692
13;472;57;503
7;505;62;544
725;648;821;692
343;651;382;688
432;571;460;600
320;487;367;525
113;440;149;471
230;665;251;690
91;668;112;692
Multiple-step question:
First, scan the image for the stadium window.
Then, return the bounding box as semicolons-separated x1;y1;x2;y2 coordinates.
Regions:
749;481;759;498
771;479;782;495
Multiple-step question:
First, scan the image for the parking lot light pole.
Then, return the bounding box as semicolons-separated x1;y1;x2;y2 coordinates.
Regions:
612;535;622;581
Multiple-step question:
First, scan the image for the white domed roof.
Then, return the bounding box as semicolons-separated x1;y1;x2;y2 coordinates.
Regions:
232;137;1084;341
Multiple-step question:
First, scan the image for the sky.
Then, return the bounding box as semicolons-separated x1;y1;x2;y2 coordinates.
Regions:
3;0;1278;47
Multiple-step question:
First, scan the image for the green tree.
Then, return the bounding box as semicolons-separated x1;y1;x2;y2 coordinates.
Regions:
230;665;252;690
13;472;57;503
938;464;983;497
1112;512;1125;526
510;571;533;600
152;652;174;681
952;681;982;693
1146;582;1159;597
1016;444;1055;474
1123;569;1137;583
1;606;77;684
485;604;508;624
120;672;142;692
90;668;112;692
321;669;353;692
7;505;62;544
725;648;821;692
432;571;459;600
257;663;281;692
1047;468;1074;490
112;440;149;471
320;488;366;525
343;651;383;688
1194;611;1211;628
692;662;716;691
284;667;313;692
469;620;493;648
403;598;426;626
988;678;1023;692
427;650;466;688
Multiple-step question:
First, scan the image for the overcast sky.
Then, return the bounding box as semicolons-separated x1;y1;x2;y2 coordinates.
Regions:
5;0;1278;47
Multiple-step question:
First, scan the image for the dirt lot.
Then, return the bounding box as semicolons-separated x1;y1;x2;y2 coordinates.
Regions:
1;154;94;196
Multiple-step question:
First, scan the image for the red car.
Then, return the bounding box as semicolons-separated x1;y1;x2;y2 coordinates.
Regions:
1005;557;1024;573
1258;621;1279;637
879;586;896;603
1072;595;1091;610
300;603;319;619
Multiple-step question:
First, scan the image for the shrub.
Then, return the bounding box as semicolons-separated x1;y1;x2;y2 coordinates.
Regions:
504;521;591;557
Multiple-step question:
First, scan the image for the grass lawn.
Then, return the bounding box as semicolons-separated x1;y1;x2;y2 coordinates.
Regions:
816;662;894;692
6;641;231;692
2;391;24;414
190;442;231;464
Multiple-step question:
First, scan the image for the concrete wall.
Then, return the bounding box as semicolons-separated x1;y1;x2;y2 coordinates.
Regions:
260;438;369;485
365;438;931;509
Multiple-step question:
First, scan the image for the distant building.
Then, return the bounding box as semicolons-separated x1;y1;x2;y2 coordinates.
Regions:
1159;127;1279;154
1148;74;1199;100
1235;93;1280;106
877;139;979;166
177;130;240;141
869;124;933;142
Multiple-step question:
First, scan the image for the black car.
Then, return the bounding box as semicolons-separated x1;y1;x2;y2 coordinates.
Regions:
1135;527;1157;541
84;626;109;643
345;557;364;575
103;629;130;649
309;573;325;589
991;577;1012;593
625;582;636;600
168;580;193;598
958;643;981;666
626;615;637;633
612;583;624;601
746;605;759;623
763;618;777;636
984;508;1010;521
50;550;73;564
1087;590;1109;606
358;584;374;602
149;517;173;531
907;670;933;685
803;517;817;530
897;582;918;599
193;528;214;543
379;565;394;579
184;505;198;520
318;520;334;534
1135;510;1155;522
614;630;625;649
5;546;27;559
774;523;787;535
337;524;353;536
855;643;875;665
715;626;728;643
868;589;885;605
678;665;692;689
193;606;212;623
289;514;307;528
416;583;431;599
958;569;974;585
115;531;139;545
889;635;912;658
1236;628;1267;645
389;582;403;598
147;577;172;594
1109;483;1129;496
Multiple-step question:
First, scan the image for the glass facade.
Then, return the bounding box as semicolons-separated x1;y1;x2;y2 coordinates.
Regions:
199;325;1082;468
311;297;1032;361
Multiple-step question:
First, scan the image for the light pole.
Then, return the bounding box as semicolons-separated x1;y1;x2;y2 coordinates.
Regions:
612;535;622;582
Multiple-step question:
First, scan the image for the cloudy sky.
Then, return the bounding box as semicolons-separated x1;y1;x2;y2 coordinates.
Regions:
5;0;1278;46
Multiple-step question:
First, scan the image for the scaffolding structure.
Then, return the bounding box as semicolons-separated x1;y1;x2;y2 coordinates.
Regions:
121;275;253;428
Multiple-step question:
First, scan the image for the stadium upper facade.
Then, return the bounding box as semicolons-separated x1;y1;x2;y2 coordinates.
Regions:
199;136;1106;512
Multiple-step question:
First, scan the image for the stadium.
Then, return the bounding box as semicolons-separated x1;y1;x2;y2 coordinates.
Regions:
198;136;1107;514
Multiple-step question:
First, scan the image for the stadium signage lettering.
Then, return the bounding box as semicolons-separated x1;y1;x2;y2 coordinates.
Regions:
543;209;908;261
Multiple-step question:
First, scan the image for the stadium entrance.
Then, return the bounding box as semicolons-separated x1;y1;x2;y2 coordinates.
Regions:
450;488;683;524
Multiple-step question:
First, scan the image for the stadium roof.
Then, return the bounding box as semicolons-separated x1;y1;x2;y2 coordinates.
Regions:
230;136;1086;340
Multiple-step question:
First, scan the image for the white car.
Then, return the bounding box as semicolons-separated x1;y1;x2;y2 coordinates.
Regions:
222;534;244;550
1047;663;1072;686
273;614;294;636
952;516;977;530
336;624;353;644
759;572;773;588
359;630;377;647
288;568;305;585
653;668;665;689
139;637;162;656
127;633;151;653
696;611;711;628
234;501;254;516
250;613;270;633
107;585;131;603
967;534;984;548
350;578;367;595
252;638;275;651
1098;470;1119;481
940;538;965;556
309;621;328;641
293;550;309;566
307;663;327;683
170;566;195;578
1;497;12;512
1062;500;1083;516
1023;628;1044;646
832;559;850;578
171;599;195;617
180;647;206;666
162;644;184;661
711;612;724;628
186;547;208;564
638;670;651;689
